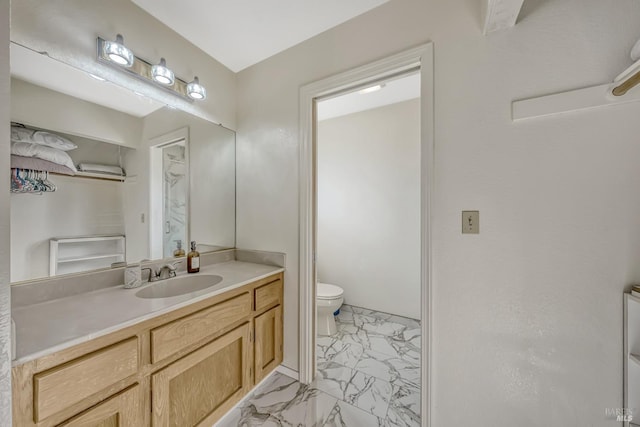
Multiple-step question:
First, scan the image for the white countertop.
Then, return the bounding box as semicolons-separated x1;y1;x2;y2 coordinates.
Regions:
12;261;284;366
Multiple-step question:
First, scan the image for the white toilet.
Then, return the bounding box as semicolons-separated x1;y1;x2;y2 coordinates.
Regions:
317;282;344;336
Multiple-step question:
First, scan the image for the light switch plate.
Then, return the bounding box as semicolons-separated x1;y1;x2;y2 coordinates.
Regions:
462;211;479;234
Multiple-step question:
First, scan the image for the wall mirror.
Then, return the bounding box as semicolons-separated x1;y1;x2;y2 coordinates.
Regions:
9;43;236;283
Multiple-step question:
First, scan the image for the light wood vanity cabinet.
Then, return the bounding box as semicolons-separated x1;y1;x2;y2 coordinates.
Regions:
254;305;283;383
57;384;144;427
12;272;284;427
151;323;252;427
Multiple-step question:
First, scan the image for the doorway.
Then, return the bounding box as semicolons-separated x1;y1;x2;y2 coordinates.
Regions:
314;71;422;424
149;128;189;260
298;44;433;426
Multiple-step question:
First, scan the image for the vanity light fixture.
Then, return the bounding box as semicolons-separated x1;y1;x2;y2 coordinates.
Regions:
88;73;106;82
186;76;207;100
102;34;134;67
96;35;207;102
358;83;385;94
152;58;175;86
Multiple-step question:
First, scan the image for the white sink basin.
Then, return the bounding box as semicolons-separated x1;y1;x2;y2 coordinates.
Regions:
135;274;223;299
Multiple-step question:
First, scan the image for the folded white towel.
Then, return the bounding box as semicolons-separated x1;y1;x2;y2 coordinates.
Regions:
77;163;125;176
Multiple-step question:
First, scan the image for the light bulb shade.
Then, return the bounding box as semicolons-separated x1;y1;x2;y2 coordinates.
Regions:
152;58;175;86
103;34;134;67
187;76;207;100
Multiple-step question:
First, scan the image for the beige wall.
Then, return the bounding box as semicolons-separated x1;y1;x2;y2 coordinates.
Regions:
0;0;12;421
317;99;421;319
236;0;640;425
10;0;237;129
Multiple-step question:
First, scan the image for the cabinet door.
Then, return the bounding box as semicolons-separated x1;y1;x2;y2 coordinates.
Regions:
58;384;143;427
254;305;283;384
151;323;251;427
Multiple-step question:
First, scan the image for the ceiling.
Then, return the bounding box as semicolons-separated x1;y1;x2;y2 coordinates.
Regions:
131;0;389;72
317;73;420;121
10;44;165;118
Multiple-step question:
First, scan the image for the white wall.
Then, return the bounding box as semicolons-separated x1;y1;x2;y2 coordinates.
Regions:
10;0;237;129
10;177;124;282
11;79;143;148
0;0;12;420
124;108;236;262
317;99;420;319
236;0;640;425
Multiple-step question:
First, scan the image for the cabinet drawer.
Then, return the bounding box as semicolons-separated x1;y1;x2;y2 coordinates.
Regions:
151;292;252;363
33;337;138;423
254;279;282;313
57;383;143;426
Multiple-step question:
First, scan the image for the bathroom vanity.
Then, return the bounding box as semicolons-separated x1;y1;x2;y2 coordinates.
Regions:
11;261;283;427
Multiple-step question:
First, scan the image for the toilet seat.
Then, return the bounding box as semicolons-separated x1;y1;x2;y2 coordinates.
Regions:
317;282;343;299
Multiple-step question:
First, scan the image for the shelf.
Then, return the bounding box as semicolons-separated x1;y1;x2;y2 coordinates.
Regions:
50;235;125;276
57;253;124;263
51;235;124;244
51;171;125;182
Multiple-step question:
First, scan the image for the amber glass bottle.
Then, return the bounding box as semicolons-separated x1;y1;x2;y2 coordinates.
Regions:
187;241;200;273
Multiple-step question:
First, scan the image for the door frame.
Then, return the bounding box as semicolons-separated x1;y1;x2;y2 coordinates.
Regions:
298;43;434;426
148;127;190;260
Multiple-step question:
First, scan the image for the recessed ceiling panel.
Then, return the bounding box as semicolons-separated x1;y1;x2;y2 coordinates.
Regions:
132;0;389;72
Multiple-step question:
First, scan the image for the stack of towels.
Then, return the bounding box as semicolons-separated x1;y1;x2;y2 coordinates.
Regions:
77;163;124;176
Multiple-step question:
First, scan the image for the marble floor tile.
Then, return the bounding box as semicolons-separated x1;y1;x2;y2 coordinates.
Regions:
354;349;421;389
313;362;392;419
317;336;363;369
246;372;304;414
402;328;421;349
341;305;420;330
343;369;392;418
385;384;421;427
268;386;337;427
217;306;422;427
323;400;385;427
312;362;354;400
340;305;374;316
362;319;408;337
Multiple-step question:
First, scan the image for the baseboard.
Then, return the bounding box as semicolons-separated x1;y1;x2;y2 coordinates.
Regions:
212;368;280;426
276;364;300;380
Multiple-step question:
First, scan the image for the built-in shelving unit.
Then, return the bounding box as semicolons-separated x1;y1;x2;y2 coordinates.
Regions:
49;235;125;276
624;294;640;427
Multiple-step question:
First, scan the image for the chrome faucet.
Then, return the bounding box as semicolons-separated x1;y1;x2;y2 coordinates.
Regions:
142;260;183;282
157;261;182;280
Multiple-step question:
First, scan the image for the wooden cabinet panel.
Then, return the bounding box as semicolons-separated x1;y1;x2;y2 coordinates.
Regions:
151;292;251;363
254;305;283;383
151;323;251;427
13;273;284;427
33;337;138;423
57;384;144;427
254;279;282;314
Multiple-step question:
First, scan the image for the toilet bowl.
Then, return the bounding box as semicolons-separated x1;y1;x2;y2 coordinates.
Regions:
317;282;344;336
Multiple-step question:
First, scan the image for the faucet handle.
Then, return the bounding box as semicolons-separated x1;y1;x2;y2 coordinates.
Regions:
167;260;183;271
141;267;156;282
